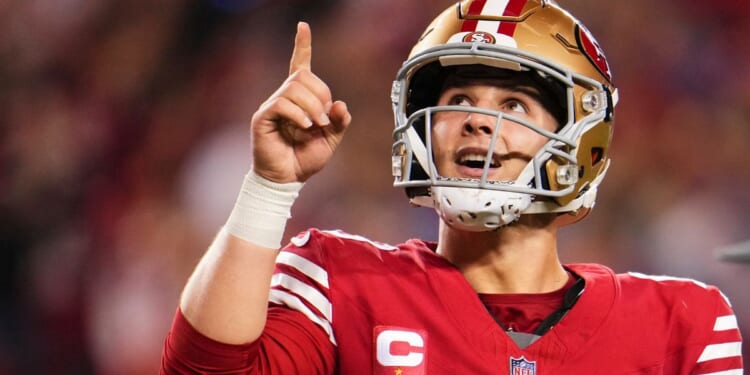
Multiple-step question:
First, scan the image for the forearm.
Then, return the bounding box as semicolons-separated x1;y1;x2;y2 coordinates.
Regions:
179;230;278;345
178;171;303;345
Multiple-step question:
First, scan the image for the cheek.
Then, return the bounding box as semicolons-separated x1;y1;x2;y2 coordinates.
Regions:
505;112;557;154
504;122;549;154
430;121;447;140
430;121;455;168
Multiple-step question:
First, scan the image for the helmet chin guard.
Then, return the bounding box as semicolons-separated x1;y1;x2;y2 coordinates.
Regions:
431;186;533;231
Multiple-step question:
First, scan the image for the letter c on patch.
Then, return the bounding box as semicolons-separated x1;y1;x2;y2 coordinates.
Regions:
376;329;425;367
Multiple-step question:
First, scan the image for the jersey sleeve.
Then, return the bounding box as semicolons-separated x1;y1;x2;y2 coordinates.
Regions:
161;307;259;374
686;286;744;375
626;272;743;375
161;307;335;375
161;230;338;374
269;230;337;345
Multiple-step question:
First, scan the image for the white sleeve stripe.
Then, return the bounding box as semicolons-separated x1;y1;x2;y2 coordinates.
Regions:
697;342;742;362
695;370;743;375
321;230;398;251
713;315;738;331
276;251;329;288
627;272;708;289
271;273;332;321
627;272;734;307
269;289;337;345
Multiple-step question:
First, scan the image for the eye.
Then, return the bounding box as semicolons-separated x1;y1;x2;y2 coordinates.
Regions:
502;99;527;114
449;95;472;106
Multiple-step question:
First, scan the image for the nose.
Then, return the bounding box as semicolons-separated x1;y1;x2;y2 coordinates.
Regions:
462;112;496;136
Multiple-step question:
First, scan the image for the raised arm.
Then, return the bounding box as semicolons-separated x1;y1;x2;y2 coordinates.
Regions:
176;22;351;346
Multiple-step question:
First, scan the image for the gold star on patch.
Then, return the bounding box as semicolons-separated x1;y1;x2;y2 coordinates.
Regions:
394;369;403;375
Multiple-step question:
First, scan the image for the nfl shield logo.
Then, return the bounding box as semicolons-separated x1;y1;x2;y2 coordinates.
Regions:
510;356;536;375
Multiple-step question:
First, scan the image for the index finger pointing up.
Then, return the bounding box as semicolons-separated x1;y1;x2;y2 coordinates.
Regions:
289;22;312;75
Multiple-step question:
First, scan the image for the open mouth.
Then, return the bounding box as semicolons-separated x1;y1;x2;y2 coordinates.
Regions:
455;152;500;169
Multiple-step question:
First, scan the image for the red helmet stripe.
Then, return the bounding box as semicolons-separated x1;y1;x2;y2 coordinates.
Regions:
461;0;529;37
460;0;487;32
497;0;528;36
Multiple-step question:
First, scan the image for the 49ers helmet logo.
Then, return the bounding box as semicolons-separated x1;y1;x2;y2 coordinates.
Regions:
462;31;496;44
575;24;612;82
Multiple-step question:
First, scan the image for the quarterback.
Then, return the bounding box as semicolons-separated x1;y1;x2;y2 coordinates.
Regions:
161;0;743;374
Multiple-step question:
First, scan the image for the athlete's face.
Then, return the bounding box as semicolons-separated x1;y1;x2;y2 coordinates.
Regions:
430;77;559;182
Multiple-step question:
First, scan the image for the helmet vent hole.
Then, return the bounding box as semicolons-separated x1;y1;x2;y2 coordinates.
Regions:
484;201;492;207
591;147;603;165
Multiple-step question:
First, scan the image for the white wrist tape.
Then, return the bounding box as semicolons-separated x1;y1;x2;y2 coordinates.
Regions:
225;171;303;249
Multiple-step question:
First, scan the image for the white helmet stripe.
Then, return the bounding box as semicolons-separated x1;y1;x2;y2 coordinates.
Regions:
476;0;511;33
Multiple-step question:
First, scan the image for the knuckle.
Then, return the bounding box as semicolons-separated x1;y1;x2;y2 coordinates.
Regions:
283;79;302;92
295;68;312;78
288;69;310;81
258;97;288;117
268;96;291;111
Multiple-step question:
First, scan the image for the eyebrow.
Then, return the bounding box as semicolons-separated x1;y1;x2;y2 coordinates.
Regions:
508;85;544;103
443;83;543;103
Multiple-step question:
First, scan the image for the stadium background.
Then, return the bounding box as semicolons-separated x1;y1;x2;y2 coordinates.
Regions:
1;0;748;373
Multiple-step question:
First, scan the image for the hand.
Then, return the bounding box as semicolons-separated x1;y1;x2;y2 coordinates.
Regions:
250;22;352;183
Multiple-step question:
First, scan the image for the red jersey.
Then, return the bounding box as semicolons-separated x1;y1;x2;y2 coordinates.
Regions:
162;229;744;374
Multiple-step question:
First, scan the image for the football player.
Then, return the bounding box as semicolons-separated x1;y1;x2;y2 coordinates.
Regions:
162;1;744;374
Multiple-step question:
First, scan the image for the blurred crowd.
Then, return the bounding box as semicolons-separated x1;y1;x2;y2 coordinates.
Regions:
1;0;748;373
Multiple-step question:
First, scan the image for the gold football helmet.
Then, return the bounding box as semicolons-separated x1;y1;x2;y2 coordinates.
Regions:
391;0;618;231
